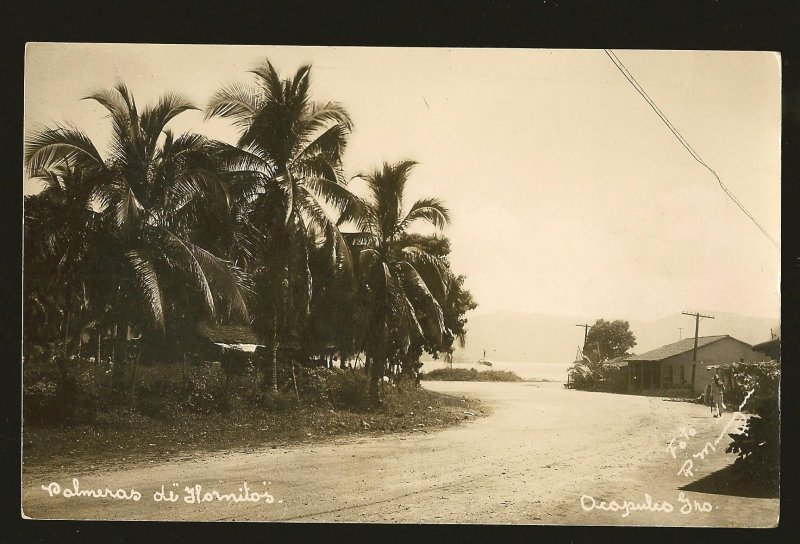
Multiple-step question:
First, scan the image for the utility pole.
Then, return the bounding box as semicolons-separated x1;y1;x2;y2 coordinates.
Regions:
576;323;590;349
682;311;714;394
678;327;683;340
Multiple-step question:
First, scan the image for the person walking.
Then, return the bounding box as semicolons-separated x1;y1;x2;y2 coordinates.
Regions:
710;370;725;417
704;383;713;414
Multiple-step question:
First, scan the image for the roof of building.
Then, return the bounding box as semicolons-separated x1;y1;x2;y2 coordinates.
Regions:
752;337;780;352
196;322;263;345
624;335;745;362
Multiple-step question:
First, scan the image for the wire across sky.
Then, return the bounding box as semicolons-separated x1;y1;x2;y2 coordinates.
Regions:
604;49;780;251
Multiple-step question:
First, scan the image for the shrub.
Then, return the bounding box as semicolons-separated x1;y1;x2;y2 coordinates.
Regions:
23;376;61;426
23;357;108;425
135;396;180;420
184;367;230;414
253;389;299;412
94;407;148;429
328;369;370;410
420;367;523;382
724;361;780;495
292;365;336;406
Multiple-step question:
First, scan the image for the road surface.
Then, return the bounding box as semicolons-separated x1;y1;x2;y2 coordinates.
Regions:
22;382;779;525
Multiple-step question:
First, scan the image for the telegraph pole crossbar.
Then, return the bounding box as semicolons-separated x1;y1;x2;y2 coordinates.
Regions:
682;311;715;394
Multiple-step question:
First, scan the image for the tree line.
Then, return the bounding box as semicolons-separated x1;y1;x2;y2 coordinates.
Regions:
23;59;477;408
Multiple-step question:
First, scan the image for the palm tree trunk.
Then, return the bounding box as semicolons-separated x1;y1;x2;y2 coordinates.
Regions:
111;323;127;397
56;308;71;388
368;353;383;408
96;329;102;364
368;331;385;408
291;360;299;399
267;310;278;393
63;308;71;362
130;345;142;400
111;324;117;367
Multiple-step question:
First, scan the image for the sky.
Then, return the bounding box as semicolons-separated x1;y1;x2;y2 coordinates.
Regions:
24;44;781;322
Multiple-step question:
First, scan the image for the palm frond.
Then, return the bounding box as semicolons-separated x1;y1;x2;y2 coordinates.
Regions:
399;197;451;231
400;246;449;302
208;140;273;174
293;123;349;178
205;82;263;129
398;291;425;341
141;93;198;154
84;82;141;155
290;64;312;98
83;87;128;119
359;160;418;237
297;189;355;283
113;80;139;124
250;59;284;104
303;101;353;133
302;176;360;214
166;132;209;157
114;184;144;229
190;244;251;323
167;168;218;215
125;250;165;332
336;194;377;233
357;248;382;279
274;170;293;227
25;126;105;176
396;261;445;343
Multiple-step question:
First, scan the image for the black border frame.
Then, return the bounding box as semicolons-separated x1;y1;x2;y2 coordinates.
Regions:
3;1;798;542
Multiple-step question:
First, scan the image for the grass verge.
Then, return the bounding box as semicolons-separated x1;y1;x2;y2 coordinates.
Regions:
22;383;485;477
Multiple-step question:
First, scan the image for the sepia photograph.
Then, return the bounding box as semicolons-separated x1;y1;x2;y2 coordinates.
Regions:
21;43;780;526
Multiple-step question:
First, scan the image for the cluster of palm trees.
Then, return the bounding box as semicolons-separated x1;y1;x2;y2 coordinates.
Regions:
24;59;476;406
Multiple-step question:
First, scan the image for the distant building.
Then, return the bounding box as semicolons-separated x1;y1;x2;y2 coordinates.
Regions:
195;322;265;374
752;337;781;362
623;335;765;395
196;322;264;354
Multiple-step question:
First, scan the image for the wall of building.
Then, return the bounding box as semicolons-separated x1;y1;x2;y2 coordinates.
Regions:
657;338;765;394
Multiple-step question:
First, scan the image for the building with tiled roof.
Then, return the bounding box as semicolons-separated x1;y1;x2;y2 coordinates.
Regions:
623;335;766;394
192;321;263;369
196;322;263;349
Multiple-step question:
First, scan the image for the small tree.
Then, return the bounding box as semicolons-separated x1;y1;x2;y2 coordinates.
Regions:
583;319;636;362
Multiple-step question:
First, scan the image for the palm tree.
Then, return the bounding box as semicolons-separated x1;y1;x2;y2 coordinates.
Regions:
24;163;102;381
341;160;451;406
206;60;356;392
25;82;251;394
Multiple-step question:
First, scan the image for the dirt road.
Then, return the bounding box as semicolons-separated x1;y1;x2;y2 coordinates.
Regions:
22;382;779;525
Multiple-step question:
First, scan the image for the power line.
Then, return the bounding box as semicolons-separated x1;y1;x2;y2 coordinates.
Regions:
603;49;779;250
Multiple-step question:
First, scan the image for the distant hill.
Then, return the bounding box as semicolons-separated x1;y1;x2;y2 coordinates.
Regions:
453;310;778;364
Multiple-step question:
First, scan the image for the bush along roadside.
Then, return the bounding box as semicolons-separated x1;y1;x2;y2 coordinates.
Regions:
724;361;780;496
22;359;485;473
